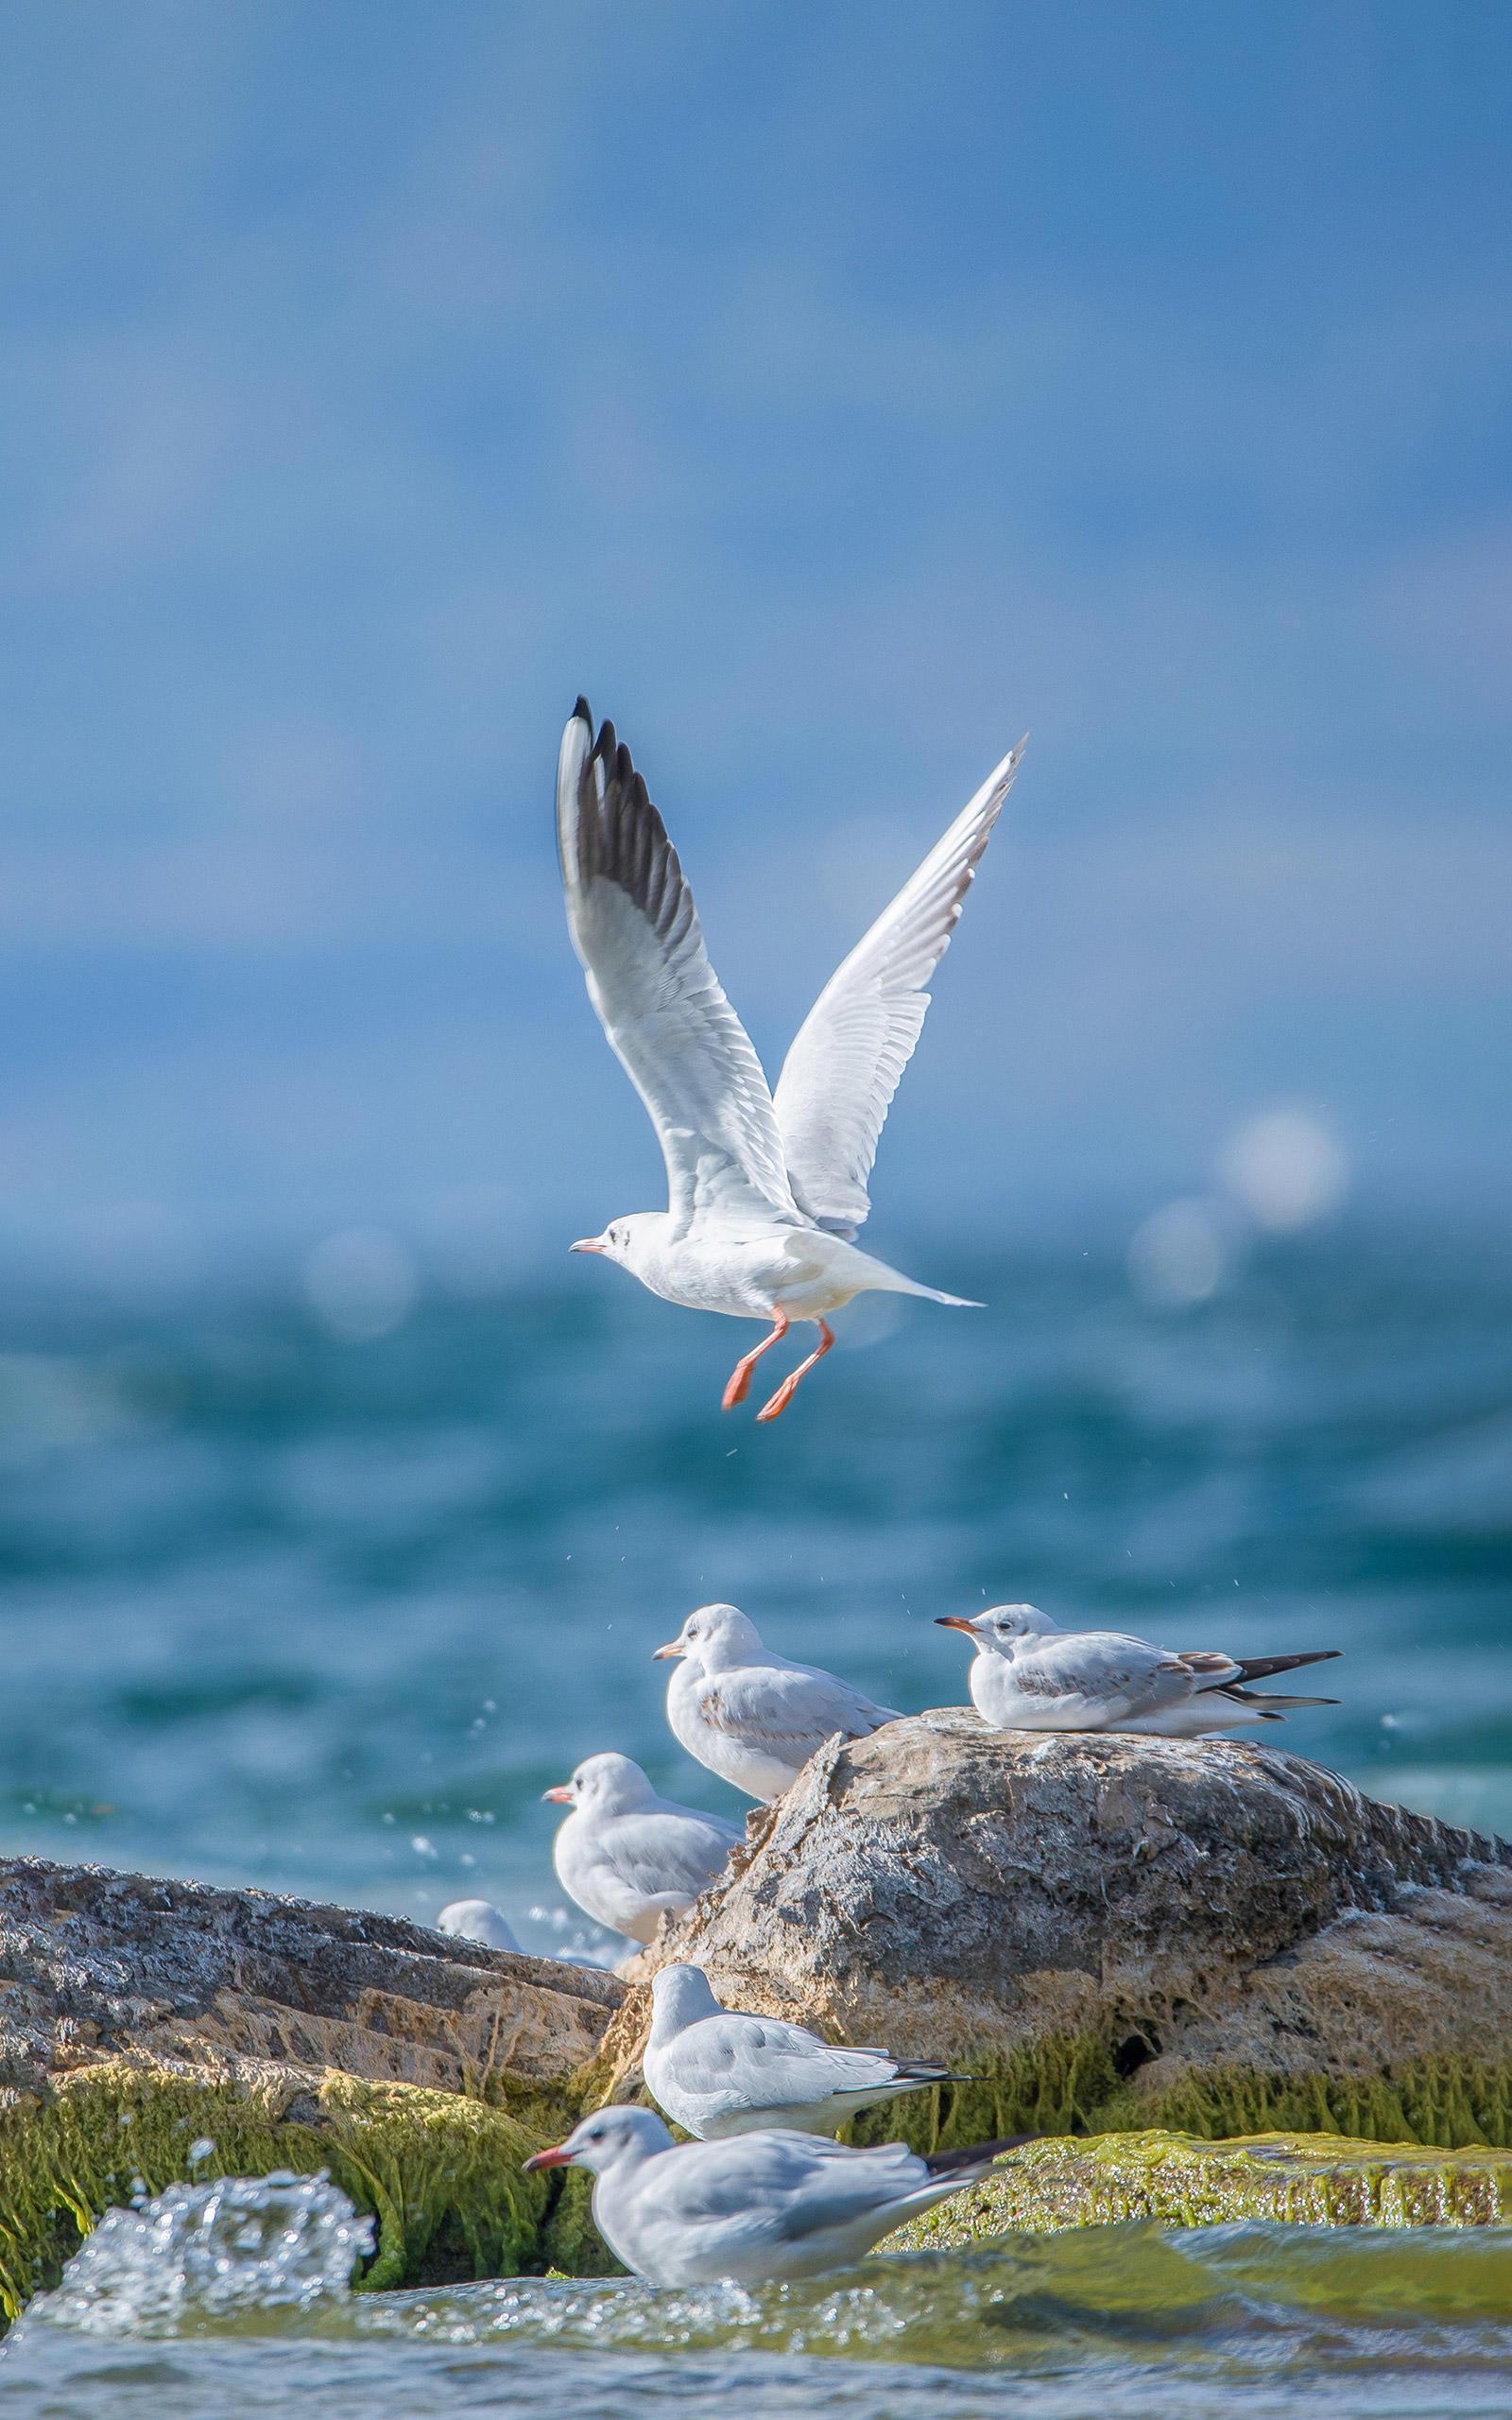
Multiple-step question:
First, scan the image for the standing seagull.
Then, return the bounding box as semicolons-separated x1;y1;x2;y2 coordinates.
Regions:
543;1752;743;1946
523;2103;1024;2285
936;1604;1340;1737
643;1962;971;2139
654;1601;900;1801
558;699;1024;1421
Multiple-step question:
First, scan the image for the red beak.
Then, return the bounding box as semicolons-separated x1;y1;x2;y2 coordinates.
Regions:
523;2143;573;2171
570;1237;604;1254
541;1784;575;1804
935;1616;978;1634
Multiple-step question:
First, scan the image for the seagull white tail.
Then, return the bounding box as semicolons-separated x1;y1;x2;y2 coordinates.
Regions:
862;1253;983;1307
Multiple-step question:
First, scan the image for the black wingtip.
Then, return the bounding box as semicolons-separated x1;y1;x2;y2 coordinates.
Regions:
924;2132;1039;2177
572;694;592;726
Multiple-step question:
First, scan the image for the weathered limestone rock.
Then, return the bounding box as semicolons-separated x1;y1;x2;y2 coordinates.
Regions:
614;1716;1512;2147
0;1857;625;2317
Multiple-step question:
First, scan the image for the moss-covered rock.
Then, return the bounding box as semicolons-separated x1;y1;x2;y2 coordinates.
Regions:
891;2126;1512;2248
0;2055;601;2322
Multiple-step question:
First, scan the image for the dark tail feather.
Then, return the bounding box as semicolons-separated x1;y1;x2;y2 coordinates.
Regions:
1219;1684;1340;1710
1222;1650;1341;1686
924;2134;1038;2180
892;2062;980;2087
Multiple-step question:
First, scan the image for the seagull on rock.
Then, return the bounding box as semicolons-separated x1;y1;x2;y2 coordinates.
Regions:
654;1602;900;1801
523;2103;1025;2284
543;1752;744;1946
558;699;1024;1421
643;1961;972;2139
936;1604;1341;1736
436;1899;521;1952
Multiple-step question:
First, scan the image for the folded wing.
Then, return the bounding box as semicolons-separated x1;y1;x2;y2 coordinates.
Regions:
773;736;1025;1236
698;1664;900;1762
558;700;799;1233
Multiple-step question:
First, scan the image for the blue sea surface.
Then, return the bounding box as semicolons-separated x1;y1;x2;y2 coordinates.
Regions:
0;1229;1509;2419
1;1229;1506;1945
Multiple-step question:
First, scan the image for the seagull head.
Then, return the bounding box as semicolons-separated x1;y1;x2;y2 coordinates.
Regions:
653;1601;763;1671
541;1750;658;1817
648;1961;725;2038
569;1214;662;1270
935;1603;1058;1659
524;2103;675;2179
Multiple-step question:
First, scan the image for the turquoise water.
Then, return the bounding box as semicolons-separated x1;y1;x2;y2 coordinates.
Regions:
6;2179;1512;2418
1;1230;1510;2414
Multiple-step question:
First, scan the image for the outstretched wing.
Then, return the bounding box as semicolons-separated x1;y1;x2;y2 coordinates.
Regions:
772;736;1025;1236
558;700;799;1233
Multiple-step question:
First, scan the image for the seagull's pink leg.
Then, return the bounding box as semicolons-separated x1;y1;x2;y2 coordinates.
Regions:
722;1312;789;1410
756;1320;835;1424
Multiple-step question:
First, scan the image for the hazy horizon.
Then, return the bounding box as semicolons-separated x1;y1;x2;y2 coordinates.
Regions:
4;4;1509;1282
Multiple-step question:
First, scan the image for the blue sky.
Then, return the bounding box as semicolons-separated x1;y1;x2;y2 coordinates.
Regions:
3;2;1509;1279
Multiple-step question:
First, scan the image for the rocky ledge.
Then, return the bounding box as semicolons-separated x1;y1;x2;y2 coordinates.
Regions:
0;1857;625;2317
612;1715;1512;2149
5;1728;1512;2316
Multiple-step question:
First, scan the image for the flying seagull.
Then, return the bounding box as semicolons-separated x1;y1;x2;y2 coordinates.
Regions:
558;699;1024;1421
543;1751;743;1946
643;1961;971;2139
936;1603;1340;1736
523;2102;1026;2284
654;1601;900;1801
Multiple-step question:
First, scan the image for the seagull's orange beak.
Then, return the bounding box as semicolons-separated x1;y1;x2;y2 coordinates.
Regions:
541;1784;575;1804
935;1616;978;1634
652;1639;684;1661
570;1236;605;1253
523;2142;573;2171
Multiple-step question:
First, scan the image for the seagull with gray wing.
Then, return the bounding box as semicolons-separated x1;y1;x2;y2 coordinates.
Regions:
654;1601;900;1801
936;1603;1341;1736
558;699;1024;1421
643;1962;971;2139
523;2102;1027;2284
543;1753;744;1947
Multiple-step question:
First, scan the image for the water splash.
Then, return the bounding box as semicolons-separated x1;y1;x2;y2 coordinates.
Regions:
25;2169;373;2338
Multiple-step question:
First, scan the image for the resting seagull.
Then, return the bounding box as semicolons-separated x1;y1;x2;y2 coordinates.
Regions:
936;1603;1340;1737
643;1961;971;2139
524;2103;1025;2284
654;1601;900;1801
436;1899;520;1953
543;1751;743;1946
558;699;1024;1421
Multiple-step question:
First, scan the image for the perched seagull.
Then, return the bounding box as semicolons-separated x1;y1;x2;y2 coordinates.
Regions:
558;699;1024;1422
436;1899;521;1953
543;1752;744;1946
653;1601;901;1801
643;1961;971;2140
936;1604;1341;1737
523;2102;1023;2285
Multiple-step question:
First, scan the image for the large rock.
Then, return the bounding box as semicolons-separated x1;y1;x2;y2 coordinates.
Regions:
614;1716;1512;2147
0;1857;625;2318
0;1856;622;2098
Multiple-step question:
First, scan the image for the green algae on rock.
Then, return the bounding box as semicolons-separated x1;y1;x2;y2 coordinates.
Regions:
890;2127;1512;2250
0;2056;591;2322
0;1855;630;2322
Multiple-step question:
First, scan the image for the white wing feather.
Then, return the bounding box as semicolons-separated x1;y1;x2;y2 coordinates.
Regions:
773;737;1025;1236
558;701;799;1234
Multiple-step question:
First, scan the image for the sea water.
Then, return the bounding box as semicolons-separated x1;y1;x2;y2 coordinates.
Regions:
0;1229;1509;2412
